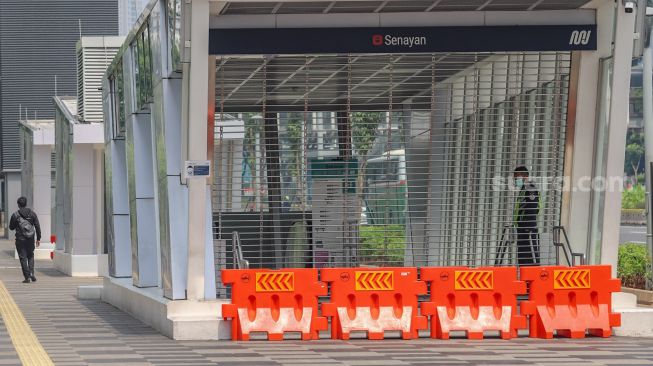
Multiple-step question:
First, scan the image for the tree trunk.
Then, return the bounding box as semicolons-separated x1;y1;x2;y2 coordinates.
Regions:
295;150;304;210
356;158;368;220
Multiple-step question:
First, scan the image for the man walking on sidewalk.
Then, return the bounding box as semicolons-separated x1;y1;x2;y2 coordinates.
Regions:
9;196;41;283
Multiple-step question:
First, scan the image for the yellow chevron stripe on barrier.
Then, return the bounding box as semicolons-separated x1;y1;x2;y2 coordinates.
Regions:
454;270;494;290
255;272;295;292
553;269;591;289
355;271;394;291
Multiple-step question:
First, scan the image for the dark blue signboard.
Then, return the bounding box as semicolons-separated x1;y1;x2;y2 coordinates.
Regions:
193;165;210;176
209;25;596;55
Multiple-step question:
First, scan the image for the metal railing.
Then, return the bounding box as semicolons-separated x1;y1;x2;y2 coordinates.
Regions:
232;231;250;269
494;224;515;266
553;226;585;266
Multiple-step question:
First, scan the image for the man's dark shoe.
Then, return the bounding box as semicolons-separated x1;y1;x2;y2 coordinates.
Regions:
22;279;30;283
30;276;36;282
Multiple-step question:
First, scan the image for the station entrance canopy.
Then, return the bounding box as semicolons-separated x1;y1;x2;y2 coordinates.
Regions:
208;11;593;296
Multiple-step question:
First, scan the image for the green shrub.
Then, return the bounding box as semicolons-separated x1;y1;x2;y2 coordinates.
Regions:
618;243;651;290
622;185;646;210
359;225;405;266
622;208;645;215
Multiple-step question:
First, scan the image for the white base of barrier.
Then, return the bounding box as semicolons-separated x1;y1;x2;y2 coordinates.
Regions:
53;251;108;277
613;291;653;337
14;242;55;260
101;276;231;340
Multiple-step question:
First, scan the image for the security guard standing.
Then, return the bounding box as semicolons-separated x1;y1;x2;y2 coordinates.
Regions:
513;166;540;266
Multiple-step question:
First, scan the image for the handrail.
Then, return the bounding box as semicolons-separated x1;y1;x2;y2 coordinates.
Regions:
494;224;513;266
232;231;249;269
553;226;585;266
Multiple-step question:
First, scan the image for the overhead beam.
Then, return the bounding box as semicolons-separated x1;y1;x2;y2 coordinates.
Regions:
210;1;228;15
222;57;274;102
271;2;283;14
256;57;317;105
365;55;448;104
374;0;389;13
477;0;493;11
323;1;336;13
425;0;443;12
327;56;405;105
291;56;363;105
209;9;596;28
528;0;545;11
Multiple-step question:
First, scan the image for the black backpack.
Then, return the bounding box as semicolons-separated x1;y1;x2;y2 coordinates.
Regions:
16;211;35;239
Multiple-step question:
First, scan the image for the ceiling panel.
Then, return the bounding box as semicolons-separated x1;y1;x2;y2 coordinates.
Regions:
215;53;489;112
277;1;332;13
534;0;590;10
379;1;435;12
220;0;592;15
328;1;386;13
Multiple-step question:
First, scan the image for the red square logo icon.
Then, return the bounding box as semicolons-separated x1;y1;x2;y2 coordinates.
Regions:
372;34;383;46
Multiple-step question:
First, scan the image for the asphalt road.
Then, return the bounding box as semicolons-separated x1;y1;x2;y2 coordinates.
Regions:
620;225;647;244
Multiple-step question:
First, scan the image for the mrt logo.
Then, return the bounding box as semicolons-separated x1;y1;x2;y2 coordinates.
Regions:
372;34;383;46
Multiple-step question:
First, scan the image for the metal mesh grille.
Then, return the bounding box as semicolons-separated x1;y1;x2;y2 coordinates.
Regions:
212;52;571;294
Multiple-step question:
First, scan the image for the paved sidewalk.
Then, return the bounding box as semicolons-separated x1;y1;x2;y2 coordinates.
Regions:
0;239;652;366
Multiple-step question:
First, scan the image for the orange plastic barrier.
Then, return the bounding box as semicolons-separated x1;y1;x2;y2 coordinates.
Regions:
321;267;427;340
420;267;527;340
520;265;621;339
221;268;328;341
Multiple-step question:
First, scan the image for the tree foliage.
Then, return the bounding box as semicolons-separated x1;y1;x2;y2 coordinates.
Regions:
243;113;262;175
285;113;303;177
350;112;383;211
351;112;382;159
625;130;645;183
626;143;645;183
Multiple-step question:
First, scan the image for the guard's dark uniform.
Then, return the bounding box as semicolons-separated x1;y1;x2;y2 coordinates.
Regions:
514;181;540;265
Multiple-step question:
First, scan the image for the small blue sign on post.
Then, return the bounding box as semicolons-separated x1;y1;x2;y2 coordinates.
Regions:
184;160;211;179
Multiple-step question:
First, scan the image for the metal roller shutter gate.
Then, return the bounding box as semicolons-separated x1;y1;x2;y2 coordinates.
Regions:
211;52;571;297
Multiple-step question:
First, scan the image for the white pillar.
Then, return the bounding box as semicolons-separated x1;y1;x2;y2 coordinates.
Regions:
5;172;22;240
567;1;614;257
94;146;104;256
72;144;98;255
32;145;52;243
129;113;159;287
155;78;188;298
600;2;635;271
185;0;211;301
110;139;132;277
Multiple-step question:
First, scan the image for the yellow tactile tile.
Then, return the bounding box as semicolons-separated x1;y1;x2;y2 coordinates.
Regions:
0;280;53;366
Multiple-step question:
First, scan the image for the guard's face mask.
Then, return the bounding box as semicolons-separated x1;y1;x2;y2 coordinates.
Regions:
515;178;524;188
